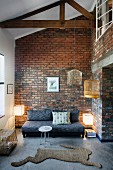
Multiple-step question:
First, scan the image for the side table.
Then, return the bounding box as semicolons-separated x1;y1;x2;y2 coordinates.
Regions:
0;129;17;155
39;126;52;146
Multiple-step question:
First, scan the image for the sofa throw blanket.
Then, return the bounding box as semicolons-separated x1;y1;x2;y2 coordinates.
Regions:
11;145;102;168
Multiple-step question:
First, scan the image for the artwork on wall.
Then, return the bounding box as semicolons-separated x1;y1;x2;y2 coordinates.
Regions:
47;77;59;92
7;84;13;94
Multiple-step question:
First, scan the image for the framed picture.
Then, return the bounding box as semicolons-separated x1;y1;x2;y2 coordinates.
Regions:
47;77;59;92
7;84;13;94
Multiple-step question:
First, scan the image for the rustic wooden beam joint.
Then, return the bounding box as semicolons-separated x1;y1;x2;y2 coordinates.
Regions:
0;0;95;29
66;0;95;20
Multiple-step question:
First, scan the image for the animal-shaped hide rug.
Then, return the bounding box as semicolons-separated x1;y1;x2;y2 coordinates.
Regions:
11;144;102;168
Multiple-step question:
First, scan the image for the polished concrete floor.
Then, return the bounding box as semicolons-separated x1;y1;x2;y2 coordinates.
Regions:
0;129;113;170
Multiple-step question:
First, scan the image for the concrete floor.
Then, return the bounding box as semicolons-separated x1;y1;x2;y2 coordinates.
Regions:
0;129;113;170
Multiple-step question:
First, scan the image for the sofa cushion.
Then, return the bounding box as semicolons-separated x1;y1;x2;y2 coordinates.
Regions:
22;121;84;133
52;122;84;133
27;109;52;121
52;111;70;125
70;110;80;122
22;121;53;132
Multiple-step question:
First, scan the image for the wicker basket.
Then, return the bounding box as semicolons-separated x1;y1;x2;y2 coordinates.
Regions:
0;129;17;155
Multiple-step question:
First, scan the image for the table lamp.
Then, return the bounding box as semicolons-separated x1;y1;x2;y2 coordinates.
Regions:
14;105;24;116
83;113;93;125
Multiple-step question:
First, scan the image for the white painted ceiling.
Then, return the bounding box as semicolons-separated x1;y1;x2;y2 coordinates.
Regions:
0;0;96;39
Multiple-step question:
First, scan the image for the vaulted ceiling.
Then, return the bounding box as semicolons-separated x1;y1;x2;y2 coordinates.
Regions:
0;0;96;39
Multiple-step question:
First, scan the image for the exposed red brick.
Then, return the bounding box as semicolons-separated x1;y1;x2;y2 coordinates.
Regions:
15;28;92;126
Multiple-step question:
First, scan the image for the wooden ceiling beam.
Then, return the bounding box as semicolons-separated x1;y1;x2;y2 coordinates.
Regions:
0;0;95;29
0;20;94;28
60;0;65;21
66;0;94;20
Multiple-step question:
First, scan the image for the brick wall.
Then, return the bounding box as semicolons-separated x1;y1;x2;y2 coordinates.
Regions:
92;24;113;141
92;24;113;63
92;67;113;141
15;28;92;126
102;67;113;140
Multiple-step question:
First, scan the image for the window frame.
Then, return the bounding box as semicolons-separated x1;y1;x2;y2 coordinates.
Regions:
96;0;113;41
0;53;5;118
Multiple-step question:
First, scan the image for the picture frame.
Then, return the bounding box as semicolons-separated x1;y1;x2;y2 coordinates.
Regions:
47;77;59;92
7;84;13;94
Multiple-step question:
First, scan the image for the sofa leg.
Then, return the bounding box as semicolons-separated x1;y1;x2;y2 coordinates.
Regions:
81;132;84;138
22;132;26;138
51;133;55;138
52;136;55;138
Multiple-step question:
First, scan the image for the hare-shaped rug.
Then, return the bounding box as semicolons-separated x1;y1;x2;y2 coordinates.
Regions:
11;144;102;168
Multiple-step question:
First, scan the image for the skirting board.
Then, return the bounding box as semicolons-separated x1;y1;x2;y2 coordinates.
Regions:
97;134;113;142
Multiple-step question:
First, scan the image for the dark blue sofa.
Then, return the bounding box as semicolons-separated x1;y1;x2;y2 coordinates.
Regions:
21;109;84;138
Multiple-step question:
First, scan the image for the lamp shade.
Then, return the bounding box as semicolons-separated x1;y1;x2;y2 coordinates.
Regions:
83;113;93;125
84;80;100;99
14;105;24;116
